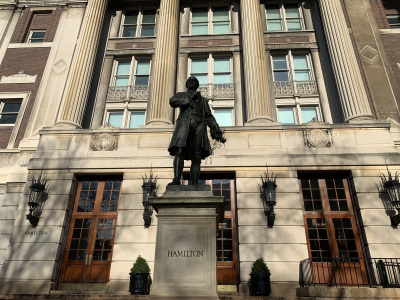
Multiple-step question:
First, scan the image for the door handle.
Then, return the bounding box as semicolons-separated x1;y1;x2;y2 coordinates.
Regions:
88;254;93;265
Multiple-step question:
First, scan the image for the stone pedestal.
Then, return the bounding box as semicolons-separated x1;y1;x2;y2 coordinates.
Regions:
149;185;224;300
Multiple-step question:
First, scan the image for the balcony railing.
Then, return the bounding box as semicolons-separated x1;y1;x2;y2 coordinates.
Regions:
274;80;318;97
299;257;400;288
107;85;149;101
198;83;235;99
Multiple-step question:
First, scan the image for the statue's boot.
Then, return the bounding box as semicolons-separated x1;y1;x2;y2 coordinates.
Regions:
168;155;184;185
190;163;201;185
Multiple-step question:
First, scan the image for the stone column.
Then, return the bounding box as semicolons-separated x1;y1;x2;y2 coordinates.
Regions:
233;51;243;126
240;0;273;124
317;0;374;122
146;0;180;126
311;48;333;124
57;0;109;128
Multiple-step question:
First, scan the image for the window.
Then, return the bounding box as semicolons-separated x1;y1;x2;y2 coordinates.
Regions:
190;55;232;86
0;101;22;125
113;59;151;87
121;10;156;37
278;106;318;125
266;1;303;31
191;7;230;35
387;15;400;29
107;110;146;128
214;110;233;127
27;30;46;43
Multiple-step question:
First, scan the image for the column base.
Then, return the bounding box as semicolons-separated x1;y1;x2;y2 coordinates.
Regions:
143;119;174;129
53;121;82;129
345;115;377;123
245;117;279;127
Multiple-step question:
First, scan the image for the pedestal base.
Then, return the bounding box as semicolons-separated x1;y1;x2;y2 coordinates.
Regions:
149;185;223;299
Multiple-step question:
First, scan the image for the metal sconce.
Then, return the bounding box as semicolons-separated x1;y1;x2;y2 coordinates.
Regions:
27;174;48;227
142;172;158;227
259;170;277;228
380;167;400;227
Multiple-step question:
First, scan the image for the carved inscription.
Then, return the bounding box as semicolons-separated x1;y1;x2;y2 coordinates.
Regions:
24;231;48;236
167;250;204;257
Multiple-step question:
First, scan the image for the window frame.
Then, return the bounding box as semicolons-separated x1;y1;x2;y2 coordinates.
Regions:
190;5;231;35
105;108;146;129
112;57;152;88
120;8;157;38
188;54;233;86
265;1;304;32
276;100;322;125
0;92;30;148
27;30;46;43
387;15;400;29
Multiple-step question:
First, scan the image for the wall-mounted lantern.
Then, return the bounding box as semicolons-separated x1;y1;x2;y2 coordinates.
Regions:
27;174;48;227
142;172;158;228
259;170;277;228
380;167;400;227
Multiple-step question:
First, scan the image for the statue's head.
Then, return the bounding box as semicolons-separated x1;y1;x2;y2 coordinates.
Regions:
186;76;200;90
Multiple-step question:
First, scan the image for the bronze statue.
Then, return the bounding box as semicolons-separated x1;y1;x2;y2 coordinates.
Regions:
168;76;226;185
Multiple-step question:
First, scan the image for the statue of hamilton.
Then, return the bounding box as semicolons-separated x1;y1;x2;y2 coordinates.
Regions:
168;76;226;185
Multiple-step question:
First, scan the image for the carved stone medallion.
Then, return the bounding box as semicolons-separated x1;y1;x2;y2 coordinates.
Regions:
90;133;118;151
306;129;331;148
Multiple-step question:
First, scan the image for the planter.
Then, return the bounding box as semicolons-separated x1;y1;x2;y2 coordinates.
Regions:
250;273;271;296
129;273;151;295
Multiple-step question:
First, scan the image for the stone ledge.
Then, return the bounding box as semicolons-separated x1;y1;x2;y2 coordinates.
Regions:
297;286;400;298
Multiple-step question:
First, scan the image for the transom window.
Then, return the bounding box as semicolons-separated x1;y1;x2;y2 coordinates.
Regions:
265;1;303;31
121;10;156;37
107;110;145;129
191;6;230;35
387;15;400;29
0;101;22;125
27;30;46;43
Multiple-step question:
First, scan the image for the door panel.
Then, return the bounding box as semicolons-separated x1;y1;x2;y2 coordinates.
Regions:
300;175;367;286
60;179;121;284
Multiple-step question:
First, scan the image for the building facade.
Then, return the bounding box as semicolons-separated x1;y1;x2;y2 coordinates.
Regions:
0;0;399;297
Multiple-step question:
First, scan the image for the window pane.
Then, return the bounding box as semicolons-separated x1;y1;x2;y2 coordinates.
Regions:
136;61;150;75
122;26;137;37
142;10;156;23
129;112;145;128
31;31;46;39
192;23;208;35
125;12;138;24
287;19;302;30
301;107;318;123
0;114;18;124
267;20;282;31
134;76;149;86
2;103;21;113
214;58;230;72
115;77;129;86
117;62;131;75
213;7;229;21
214;74;231;84
213;22;230;34
295;71;310;81
272;56;288;70
191;59;207;73
388;16;400;28
293;56;308;69
266;6;281;19
214;110;232;126
278;108;295;125
141;25;155;36
108;112;123;128
192;9;208;22
194;74;208;85
285;4;300;18
274;71;289;81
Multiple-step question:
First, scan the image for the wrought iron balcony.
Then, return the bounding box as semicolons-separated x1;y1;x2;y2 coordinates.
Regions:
198;83;235;99
107;85;149;102
274;80;318;97
299;257;400;288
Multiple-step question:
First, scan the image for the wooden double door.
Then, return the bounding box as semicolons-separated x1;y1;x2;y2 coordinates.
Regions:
59;178;122;283
300;174;367;285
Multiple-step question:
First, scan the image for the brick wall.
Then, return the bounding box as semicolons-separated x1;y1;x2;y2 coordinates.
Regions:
0;48;51;148
10;7;62;43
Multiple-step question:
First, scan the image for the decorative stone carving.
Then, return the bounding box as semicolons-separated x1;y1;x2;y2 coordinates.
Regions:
90;123;119;151
360;45;379;66
0;70;37;84
302;118;333;148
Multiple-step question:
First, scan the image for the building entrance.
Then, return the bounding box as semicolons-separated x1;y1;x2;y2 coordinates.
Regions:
299;174;367;285
59;178;122;284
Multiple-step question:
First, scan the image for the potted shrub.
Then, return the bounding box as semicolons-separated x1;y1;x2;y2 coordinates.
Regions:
250;257;271;296
129;255;151;295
